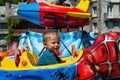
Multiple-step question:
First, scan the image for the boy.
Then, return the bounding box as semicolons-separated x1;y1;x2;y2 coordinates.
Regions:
36;31;64;66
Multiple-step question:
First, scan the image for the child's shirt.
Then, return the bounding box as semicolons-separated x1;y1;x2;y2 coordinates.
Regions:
36;50;62;66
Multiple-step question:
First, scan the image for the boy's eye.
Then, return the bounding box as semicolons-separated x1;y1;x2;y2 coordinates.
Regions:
52;42;55;44
51;42;60;44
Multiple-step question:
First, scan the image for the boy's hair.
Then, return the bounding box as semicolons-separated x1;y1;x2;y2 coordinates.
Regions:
42;31;60;42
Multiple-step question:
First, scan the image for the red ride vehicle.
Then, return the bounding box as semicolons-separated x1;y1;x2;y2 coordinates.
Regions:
77;31;120;80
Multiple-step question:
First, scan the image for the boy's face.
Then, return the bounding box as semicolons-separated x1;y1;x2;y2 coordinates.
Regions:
44;35;60;54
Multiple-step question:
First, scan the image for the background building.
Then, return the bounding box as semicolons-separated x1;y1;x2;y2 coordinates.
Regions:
90;0;120;34
0;0;78;50
0;1;25;50
0;0;120;50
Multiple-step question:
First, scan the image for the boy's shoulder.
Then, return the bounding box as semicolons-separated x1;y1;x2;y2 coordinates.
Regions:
42;50;55;58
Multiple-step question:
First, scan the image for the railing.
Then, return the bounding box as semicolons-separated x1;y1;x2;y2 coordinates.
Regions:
104;13;113;19
104;13;120;20
0;29;9;34
110;0;120;3
14;29;46;34
91;0;97;2
0;28;79;35
14;28;79;34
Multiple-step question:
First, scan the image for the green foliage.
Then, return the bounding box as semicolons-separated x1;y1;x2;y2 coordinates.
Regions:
0;0;28;5
0;0;5;6
5;33;20;43
10;0;27;4
19;0;28;2
8;18;20;29
11;0;18;4
6;18;20;44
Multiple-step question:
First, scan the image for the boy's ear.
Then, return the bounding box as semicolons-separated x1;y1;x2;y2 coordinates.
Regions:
43;42;47;48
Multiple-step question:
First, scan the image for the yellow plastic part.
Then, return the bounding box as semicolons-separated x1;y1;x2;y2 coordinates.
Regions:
95;65;100;71
46;0;90;12
1;56;17;69
0;49;83;70
76;0;90;11
18;50;38;68
67;12;91;18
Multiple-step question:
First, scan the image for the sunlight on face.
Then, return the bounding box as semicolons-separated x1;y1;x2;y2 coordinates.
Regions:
44;35;60;54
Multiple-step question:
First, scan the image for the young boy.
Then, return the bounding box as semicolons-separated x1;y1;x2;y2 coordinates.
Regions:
36;31;64;66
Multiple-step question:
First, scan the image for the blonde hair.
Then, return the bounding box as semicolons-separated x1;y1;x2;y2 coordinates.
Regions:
43;31;60;43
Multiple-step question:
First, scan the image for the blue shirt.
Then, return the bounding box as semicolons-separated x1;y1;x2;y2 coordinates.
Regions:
36;50;61;66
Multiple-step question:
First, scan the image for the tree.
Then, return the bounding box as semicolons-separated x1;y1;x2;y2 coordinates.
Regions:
0;0;5;6
11;0;18;4
5;18;20;44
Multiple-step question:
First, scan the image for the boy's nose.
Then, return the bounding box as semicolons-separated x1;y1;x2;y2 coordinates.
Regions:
55;43;59;46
